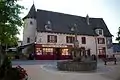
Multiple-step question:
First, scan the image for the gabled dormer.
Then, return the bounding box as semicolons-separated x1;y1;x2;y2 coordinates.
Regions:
23;4;36;20
45;20;52;31
95;28;104;36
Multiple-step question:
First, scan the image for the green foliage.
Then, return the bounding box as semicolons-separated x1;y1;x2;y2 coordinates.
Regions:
0;0;25;77
0;0;24;46
116;27;120;43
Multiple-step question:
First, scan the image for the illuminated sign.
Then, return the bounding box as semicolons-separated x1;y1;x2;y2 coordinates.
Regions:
42;44;67;47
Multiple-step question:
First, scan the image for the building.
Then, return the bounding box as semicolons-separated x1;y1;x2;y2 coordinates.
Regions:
113;43;120;53
22;4;113;60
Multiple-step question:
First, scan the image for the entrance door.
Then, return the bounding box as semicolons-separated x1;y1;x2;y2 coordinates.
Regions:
98;47;106;58
55;48;61;60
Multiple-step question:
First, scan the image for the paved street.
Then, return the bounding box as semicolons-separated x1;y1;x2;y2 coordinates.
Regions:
12;60;120;80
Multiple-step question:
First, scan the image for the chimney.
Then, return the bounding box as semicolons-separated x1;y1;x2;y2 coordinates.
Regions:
86;14;90;25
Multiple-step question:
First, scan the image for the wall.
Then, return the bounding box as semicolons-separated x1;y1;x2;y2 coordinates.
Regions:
23;18;36;45
22;18;36;54
36;32;97;55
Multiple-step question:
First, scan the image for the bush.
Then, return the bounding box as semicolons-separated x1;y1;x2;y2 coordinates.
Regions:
0;66;28;80
0;56;28;80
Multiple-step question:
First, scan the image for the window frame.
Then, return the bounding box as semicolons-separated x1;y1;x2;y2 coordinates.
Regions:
66;36;75;43
27;37;30;43
95;29;103;35
30;21;33;25
97;38;105;44
81;37;86;44
47;35;57;43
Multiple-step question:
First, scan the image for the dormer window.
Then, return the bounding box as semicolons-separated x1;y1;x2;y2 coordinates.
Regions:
95;29;103;35
45;21;52;31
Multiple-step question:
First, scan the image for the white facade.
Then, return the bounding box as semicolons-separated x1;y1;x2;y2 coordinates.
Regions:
22;18;36;53
23;18;36;45
22;18;112;55
36;32;108;55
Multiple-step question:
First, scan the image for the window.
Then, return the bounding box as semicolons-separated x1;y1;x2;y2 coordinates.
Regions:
30;21;33;25
47;35;57;43
62;49;69;55
36;48;42;55
27;37;30;43
96;29;103;35
42;48;53;55
98;47;106;55
98;29;103;35
98;38;105;44
107;38;112;48
45;21;52;31
107;39;112;44
81;37;86;44
66;36;75;43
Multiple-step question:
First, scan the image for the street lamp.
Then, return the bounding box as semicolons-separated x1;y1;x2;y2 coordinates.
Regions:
73;24;79;48
71;24;79;58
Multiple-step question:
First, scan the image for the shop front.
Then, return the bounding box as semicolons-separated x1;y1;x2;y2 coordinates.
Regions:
35;44;72;60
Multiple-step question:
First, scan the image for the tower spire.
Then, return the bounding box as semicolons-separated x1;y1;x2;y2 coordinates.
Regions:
33;0;34;4
23;3;36;20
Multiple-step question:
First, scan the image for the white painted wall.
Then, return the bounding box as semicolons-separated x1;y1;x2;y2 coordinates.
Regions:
23;18;36;45
36;32;97;55
22;18;36;53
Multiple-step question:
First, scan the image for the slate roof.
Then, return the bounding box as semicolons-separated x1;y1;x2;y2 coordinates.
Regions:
23;4;36;20
24;4;112;37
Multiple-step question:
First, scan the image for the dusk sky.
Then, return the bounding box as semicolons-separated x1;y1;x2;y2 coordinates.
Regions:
18;0;120;42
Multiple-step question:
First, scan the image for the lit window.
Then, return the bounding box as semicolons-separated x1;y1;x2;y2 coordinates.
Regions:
42;48;53;55
62;49;69;55
36;48;42;55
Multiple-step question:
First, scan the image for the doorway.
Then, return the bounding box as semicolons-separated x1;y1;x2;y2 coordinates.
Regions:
55;48;61;60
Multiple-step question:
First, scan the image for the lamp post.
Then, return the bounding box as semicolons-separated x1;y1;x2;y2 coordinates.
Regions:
71;24;79;59
73;24;79;48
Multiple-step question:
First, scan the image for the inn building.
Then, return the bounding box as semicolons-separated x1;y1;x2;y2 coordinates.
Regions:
22;4;113;60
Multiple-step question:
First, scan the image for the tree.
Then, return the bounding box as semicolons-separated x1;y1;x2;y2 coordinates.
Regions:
116;27;120;43
0;0;24;65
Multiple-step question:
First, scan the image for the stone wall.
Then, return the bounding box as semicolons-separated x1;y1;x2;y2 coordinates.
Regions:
57;61;97;71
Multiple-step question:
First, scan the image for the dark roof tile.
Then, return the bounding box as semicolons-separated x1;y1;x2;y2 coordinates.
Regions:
24;5;112;37
23;4;36;20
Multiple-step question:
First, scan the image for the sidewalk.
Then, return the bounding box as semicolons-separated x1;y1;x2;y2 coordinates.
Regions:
12;60;120;80
21;64;119;80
